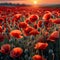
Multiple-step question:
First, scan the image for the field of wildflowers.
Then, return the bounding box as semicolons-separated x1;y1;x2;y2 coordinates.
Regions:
0;6;60;60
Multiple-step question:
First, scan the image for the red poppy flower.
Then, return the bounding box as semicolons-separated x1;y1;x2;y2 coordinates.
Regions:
38;20;42;27
29;15;39;22
34;42;48;50
32;55;43;60
19;22;28;29
1;44;10;54
0;33;4;42
14;14;22;20
43;13;52;20
10;47;23;58
47;31;59;42
30;29;39;36
23;26;34;36
52;18;60;24
10;30;23;38
44;19;52;27
12;14;22;22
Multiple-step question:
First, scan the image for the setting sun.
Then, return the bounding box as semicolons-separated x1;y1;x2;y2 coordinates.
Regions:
33;0;37;4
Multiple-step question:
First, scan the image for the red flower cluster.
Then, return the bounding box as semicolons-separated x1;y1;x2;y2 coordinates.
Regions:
0;6;60;60
29;15;39;22
19;22;28;29
14;14;22;21
47;31;59;42
30;29;39;36
43;13;52;20
23;26;34;36
34;42;48;50
38;20;42;27
10;47;23;58
0;44;10;54
32;55;44;60
52;18;60;24
10;30;23;38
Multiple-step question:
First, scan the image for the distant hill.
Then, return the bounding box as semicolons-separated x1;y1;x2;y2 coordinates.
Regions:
0;3;30;6
0;3;60;7
42;4;60;8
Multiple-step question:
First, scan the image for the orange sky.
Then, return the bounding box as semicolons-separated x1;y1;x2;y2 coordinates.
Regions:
0;0;60;5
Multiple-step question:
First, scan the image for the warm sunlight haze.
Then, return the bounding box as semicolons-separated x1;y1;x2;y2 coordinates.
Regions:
33;0;38;5
0;0;60;5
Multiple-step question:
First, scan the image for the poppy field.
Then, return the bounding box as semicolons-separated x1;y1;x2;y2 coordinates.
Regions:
0;6;60;60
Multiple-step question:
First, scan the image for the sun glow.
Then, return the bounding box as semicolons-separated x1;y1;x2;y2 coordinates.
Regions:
33;0;38;5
